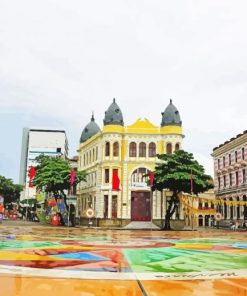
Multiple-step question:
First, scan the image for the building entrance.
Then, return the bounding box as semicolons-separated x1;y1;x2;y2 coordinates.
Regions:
131;191;151;221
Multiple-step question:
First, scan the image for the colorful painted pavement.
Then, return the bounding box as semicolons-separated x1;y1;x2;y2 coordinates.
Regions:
0;225;247;295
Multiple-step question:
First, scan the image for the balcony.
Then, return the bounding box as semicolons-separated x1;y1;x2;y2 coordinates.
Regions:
215;183;247;196
234;163;241;169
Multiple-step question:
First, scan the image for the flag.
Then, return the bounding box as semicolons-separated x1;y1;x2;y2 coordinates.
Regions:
29;166;36;179
29;166;36;187
150;171;154;187
70;168;76;186
190;169;193;194
112;169;120;190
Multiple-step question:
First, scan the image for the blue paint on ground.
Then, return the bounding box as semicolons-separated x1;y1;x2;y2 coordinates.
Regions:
51;252;109;261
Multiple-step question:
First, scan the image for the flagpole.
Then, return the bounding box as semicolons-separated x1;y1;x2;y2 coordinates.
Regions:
149;171;154;231
151;187;153;231
190;169;194;231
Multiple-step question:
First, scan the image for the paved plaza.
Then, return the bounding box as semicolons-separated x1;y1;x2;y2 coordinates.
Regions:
0;223;246;295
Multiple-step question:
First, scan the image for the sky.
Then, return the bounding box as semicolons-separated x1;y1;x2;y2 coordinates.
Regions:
0;0;247;183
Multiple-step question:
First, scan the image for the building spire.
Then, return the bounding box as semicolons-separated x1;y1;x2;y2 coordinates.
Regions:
91;111;95;121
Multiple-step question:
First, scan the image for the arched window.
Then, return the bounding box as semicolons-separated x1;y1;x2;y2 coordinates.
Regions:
148;142;156;157
113;142;119;157
105;142;110;157
131;167;150;185
175;143;180;151
166;143;172;155
139;142;146;157
129;142;137;157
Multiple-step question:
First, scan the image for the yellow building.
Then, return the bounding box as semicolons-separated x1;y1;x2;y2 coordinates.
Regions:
77;99;184;227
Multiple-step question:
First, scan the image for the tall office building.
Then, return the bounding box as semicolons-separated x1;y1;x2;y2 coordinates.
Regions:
19;128;68;199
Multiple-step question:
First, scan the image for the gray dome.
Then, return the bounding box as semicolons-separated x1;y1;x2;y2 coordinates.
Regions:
161;99;182;126
80;115;101;143
103;98;124;126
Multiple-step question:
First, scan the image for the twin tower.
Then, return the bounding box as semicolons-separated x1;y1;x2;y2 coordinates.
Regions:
80;98;183;144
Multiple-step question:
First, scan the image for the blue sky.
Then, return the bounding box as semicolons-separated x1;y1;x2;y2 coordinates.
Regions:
1;0;247;182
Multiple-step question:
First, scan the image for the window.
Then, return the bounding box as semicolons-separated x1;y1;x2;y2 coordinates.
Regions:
229;154;231;165
229;173;232;186
218;177;221;189
105;169;109;183
104;195;108;218
139;142;146;157
113;142;119;157
223;175;226;187
57;147;61;153
105;142;110;157
83;154;85;166
242;147;245;160
166;143;172;155
93;149;95;162
148;142;156;157
236;171;239;186
96;146;98;160
112;195;118;219
218;159;220;169
243;169;246;183
129;142;137;157
223;156;225;167
131;167;150;185
175;143;180;151
89;151;91;163
235;151;238;162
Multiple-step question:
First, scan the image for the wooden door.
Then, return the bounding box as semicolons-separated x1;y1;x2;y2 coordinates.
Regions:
131;191;151;221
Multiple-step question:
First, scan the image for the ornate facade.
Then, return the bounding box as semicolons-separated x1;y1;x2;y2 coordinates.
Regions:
77;99;184;227
211;130;247;223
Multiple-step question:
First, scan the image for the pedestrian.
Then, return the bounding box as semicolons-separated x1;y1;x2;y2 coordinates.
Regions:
230;221;236;231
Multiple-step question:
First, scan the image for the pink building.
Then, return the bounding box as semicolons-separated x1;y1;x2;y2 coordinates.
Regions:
212;130;247;222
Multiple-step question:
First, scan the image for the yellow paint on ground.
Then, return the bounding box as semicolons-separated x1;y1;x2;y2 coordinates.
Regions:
0;252;69;261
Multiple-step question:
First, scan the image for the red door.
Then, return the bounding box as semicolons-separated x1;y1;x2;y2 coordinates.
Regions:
131;191;151;221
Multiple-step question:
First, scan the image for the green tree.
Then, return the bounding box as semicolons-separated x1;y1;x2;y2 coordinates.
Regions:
33;155;86;209
153;150;213;230
0;175;23;204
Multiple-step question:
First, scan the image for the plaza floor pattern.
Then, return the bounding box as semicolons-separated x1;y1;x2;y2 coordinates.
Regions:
0;225;246;295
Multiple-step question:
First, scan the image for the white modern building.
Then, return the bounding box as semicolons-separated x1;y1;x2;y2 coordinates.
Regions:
19;128;68;200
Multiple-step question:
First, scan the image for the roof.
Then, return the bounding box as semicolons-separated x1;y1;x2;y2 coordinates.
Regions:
80;115;101;143
103;98;124;126
213;130;247;151
161;99;182;127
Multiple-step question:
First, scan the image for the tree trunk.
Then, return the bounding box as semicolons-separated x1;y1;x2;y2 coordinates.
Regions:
163;194;178;230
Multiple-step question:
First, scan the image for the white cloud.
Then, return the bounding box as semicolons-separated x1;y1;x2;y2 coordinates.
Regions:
0;0;247;180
